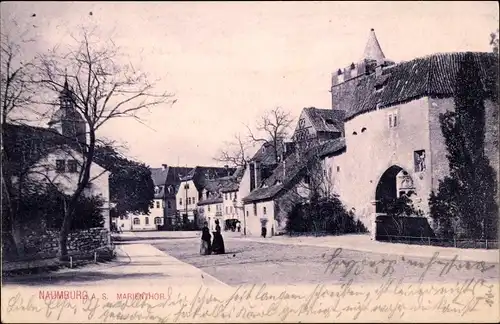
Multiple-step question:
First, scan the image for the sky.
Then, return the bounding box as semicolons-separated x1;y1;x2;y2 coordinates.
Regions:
1;1;498;168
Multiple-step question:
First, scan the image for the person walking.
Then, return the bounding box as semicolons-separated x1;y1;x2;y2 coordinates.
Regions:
212;219;225;254
200;221;212;255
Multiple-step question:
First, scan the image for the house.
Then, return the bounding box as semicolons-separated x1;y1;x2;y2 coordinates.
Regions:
236;142;286;236
242;139;345;237
3;79;111;230
175;166;236;226
116;164;193;231
197;167;244;231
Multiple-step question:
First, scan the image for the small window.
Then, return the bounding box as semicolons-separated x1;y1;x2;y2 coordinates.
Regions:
56;160;65;173
361;127;367;133
337;166;340;172
226;206;229;214
154;217;162;225
230;206;233;214
156;201;160;208
325;119;335;125
67;160;78;173
246;210;249;217
145;217;149;225
208;205;211;212
179;198;182;206
394;115;398;127
133;218;140;225
414;150;426;172
224;193;228;200
352;131;358;135
234;192;237;200
253;204;257;216
192;197;196;204
389;115;393;128
263;206;267;215
119;215;124;220
167;201;171;208
162;200;165;208
149;201;154;209
188;197;191;205
154;186;160;194
206;192;209;199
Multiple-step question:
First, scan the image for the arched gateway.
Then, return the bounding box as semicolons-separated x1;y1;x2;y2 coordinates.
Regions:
375;165;416;214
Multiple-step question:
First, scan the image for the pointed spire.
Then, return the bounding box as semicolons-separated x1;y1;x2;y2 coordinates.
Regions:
63;68;69;90
361;28;386;64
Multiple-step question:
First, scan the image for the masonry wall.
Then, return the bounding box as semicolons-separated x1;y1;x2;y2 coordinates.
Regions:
329;97;432;232
2;227;111;261
244;200;275;237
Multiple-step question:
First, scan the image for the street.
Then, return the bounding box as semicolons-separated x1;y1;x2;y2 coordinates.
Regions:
152;236;499;286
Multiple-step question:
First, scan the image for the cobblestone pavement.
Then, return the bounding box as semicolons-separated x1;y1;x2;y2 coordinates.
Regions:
153;237;499;286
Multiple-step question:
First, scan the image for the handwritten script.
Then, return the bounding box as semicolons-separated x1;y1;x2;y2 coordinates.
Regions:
3;250;498;322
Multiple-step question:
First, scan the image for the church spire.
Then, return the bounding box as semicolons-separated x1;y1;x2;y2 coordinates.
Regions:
361;28;386;64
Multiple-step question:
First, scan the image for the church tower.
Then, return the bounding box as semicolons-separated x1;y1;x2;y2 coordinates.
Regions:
48;76;87;146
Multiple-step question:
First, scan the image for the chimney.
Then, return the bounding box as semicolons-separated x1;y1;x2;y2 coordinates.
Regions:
162;164;168;171
224;164;229;176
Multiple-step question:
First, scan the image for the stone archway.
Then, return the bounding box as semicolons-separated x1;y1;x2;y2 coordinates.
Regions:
375;165;415;213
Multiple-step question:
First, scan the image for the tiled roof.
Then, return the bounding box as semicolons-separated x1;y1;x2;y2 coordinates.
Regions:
303;107;345;134
242;138;346;203
242;184;285;203
250;141;284;165
180;166;236;192
3;123;108;173
197;195;223;206
337;52;498;121
150;168;169;186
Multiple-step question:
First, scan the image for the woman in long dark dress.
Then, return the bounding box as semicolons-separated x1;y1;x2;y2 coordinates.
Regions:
212;219;225;254
200;222;212;255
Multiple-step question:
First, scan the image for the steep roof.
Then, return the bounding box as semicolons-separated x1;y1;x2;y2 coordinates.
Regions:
3;123;108;174
149;165;193;198
303;107;345;134
361;28;386;63
242;138;346;203
250;141;284;165
337;52;498;121
179;166;236;192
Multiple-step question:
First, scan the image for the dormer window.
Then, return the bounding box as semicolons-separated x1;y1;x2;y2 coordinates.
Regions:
325;119;335;125
154;186;160;194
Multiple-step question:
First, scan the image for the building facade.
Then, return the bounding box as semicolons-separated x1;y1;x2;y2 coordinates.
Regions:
240;29;498;238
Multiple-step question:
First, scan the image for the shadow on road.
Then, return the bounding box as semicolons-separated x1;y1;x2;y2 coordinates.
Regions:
2;271;166;286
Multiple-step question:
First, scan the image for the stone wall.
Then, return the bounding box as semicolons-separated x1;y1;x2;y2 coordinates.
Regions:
3;227;111;261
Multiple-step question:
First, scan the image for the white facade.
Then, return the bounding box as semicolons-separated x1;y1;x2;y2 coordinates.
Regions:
28;148;111;229
175;180;199;221
244;200;275;237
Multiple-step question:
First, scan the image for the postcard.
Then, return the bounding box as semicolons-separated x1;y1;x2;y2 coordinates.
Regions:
1;1;499;323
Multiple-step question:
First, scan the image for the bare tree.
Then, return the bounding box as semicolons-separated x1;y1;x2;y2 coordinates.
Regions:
246;106;294;163
34;27;174;259
490;29;499;55
214;133;251;167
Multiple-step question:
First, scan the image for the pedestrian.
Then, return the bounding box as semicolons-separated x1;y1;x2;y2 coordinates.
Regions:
212;219;225;254
200;221;212;255
237;222;241;233
261;226;267;238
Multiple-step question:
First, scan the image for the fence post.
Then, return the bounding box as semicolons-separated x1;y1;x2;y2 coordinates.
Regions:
428;237;431;245
94;252;97;263
69;256;73;269
486;239;488;249
453;237;456;248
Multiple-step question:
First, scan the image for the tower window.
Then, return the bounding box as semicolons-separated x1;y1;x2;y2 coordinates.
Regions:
263;207;267;215
361;127;367;133
56;160;66;173
67;160;78;173
414;150;426;172
156;201;160;209
352;131;358;135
